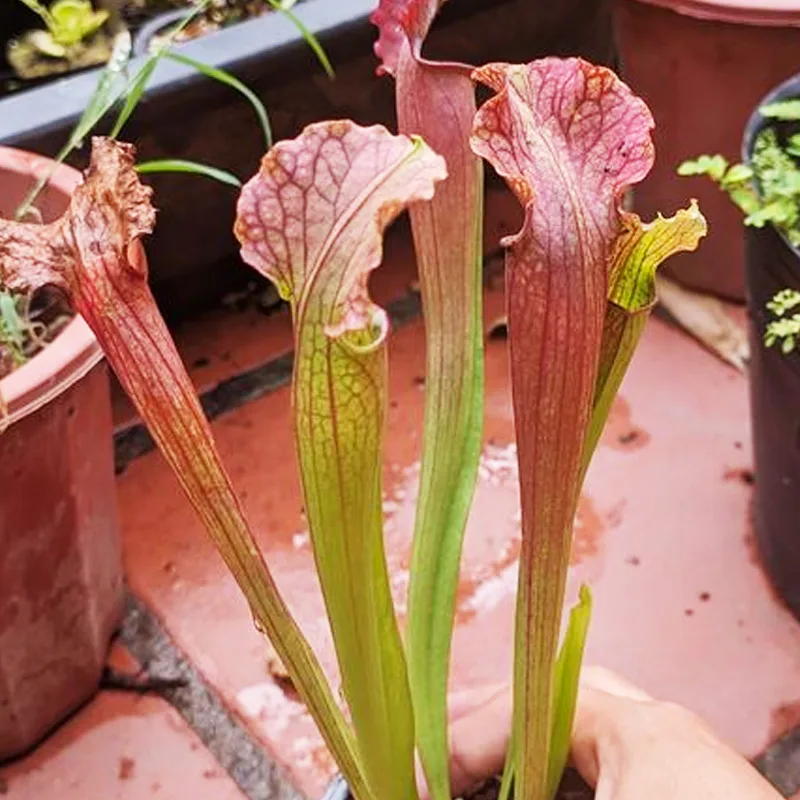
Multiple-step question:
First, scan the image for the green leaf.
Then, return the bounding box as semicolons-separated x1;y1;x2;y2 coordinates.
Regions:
50;0;109;47
136;158;242;187
236;121;447;800
765;290;800;353
163;51;272;149
17;0;55;30
678;134;800;235
372;4;484;799
677;154;728;181
0;290;26;357
582;202;707;473
766;288;800;316
14;32;131;221
760;99;800;121
497;735;516;800
725;184;762;217
266;0;334;77
546;585;592;800
110;58;158;138
722;164;754;185
745;200;793;228
110;0;212;138
678;154;759;217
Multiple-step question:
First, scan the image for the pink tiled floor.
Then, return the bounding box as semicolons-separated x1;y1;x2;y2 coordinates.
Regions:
1;647;245;800
111;272;800;797
6;252;800;799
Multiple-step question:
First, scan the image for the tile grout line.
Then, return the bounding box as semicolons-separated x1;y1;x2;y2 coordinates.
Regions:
113;256;724;475
113;291;423;474
117;592;307;800
114;258;784;797
119;584;800;800
755;727;800;798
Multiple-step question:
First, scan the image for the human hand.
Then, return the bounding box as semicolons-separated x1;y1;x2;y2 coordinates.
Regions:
437;667;781;800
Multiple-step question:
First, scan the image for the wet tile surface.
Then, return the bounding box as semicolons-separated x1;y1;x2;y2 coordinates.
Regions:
0;648;245;800
116;273;800;798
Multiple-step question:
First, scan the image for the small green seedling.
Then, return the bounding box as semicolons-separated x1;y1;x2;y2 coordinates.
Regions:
0;289;28;368
765;289;800;353
680;98;800;354
18;0;109;57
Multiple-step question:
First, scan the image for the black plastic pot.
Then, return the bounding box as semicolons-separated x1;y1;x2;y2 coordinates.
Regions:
743;72;800;618
0;0;615;319
132;9;189;57
320;771;594;800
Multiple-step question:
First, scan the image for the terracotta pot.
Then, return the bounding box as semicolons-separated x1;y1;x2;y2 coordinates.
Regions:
742;72;800;618
0;148;123;759
614;0;800;301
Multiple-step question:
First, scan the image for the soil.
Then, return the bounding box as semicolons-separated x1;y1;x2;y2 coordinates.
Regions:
119;0;261;28
137;1;277;49
0;287;73;381
1;0;119;96
469;773;594;800
1;1;277;98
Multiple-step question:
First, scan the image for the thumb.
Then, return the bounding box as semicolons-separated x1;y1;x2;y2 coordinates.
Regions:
570;667;653;788
417;684;511;800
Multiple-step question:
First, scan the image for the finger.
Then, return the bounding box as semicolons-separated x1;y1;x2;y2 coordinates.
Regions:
580;666;652;701
570;667;652;787
448;683;508;722
448;684;512;797
415;685;511;800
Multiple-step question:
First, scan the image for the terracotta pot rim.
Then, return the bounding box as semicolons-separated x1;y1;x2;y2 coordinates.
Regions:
0;146;103;427
625;0;800;26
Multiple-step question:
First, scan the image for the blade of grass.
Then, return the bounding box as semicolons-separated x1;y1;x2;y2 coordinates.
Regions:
109;58;157;138
110;0;212;137
14;0;212;219
163;51;272;148
17;0;54;29
14;0;324;220
497;733;516;800
136;159;242;187
14;32;131;220
71;34;133;145
266;0;334;77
